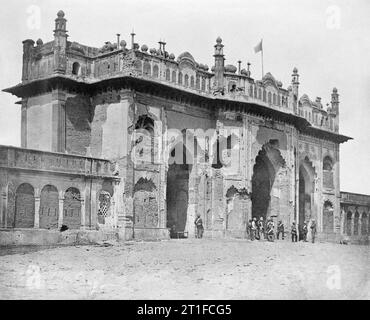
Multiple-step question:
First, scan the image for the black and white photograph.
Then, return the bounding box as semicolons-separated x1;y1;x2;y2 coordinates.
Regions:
0;0;369;302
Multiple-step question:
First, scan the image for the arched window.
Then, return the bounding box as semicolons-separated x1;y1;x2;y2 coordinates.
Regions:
165;68;171;81
15;183;35;228
190;76;194;88
172;71;176;83
72;62;80;76
40;185;59;230
273;93;276;105
254;86;257;98
346;211;352;235
63;187;81;229
361;212;368;235
267;92;272;103
153;65;159;78
134;60;142;73
184;74;189;87
98;190;112;225
323;200;334;234
134;115;155;163
353;211;360;235
323;156;333;171
258;88;262;99
196;76;200;90
263;90;267;102
178;72;183;85
201;78;206;91
323;156;334;189
143;61;151;76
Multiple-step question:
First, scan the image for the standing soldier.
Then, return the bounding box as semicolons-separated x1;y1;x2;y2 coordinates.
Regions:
251;217;257;241
194;214;204;239
302;221;308;242
247;219;252;240
276;220;285;240
266;218;275;242
310;219;317;243
291;221;298;242
258;217;265;240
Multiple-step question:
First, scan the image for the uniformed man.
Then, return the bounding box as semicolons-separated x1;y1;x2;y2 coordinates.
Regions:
302;221;308;242
247;219;252;240
194;214;204;239
251;217;257;241
266;218;275;242
258;217;265;240
291;221;298;242
310;219;317;243
276;220;285;240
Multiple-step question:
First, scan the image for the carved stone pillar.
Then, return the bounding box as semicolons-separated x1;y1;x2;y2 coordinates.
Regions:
34;196;41;228
51;89;67;153
358;213;362;236
58;197;64;229
350;216;354;236
1;189;7;228
80;194;86;230
21;100;28;148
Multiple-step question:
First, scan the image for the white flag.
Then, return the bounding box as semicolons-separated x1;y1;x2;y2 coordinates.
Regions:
254;39;263;53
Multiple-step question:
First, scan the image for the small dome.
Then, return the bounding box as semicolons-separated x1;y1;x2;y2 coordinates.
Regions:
333;87;338;93
277;81;283;87
225;64;237;73
293;67;298;73
241;68;248;75
36;38;43;46
57;10;65;18
204;64;209;71
216;36;222;44
149;48;156;54
199;63;205;70
141;44;148;52
211;65;215;72
120;40;127;48
156;49;162;55
169;53;175;60
177;51;195;62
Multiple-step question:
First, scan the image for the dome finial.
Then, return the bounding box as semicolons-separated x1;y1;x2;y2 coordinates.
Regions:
216;36;222;44
57;10;65;18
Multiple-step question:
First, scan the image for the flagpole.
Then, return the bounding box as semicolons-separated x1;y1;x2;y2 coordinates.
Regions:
261;39;264;78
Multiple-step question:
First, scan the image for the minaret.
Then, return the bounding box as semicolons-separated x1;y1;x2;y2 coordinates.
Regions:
213;36;225;90
331;87;340;132
291;67;299;113
53;10;68;74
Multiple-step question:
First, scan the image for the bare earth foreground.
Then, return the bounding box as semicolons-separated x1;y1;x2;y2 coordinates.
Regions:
0;238;369;300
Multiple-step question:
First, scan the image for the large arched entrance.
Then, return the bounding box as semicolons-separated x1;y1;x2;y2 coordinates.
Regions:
298;157;315;238
251;141;285;220
166;130;194;237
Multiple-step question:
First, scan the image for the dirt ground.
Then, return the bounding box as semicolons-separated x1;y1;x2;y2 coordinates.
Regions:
0;238;369;300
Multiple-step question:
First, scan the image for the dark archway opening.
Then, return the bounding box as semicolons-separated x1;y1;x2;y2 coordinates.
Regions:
251;151;272;220
166;134;192;238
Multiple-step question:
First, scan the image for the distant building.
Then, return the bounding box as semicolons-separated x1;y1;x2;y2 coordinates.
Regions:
1;10;366;245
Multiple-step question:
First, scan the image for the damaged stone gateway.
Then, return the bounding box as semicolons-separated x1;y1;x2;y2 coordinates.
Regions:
1;10;367;246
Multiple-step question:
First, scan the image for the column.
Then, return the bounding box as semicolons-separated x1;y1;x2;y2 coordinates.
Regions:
340;209;345;235
1;188;7;228
21;100;28;148
350;215;354;236
58;197;64;229
80;195;86;230
34;196;40;228
358;213;362;236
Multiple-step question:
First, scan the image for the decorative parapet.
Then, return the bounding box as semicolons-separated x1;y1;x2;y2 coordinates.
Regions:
340;192;370;206
0;145;117;179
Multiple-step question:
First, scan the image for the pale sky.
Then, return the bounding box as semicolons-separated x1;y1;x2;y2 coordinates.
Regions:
0;0;369;194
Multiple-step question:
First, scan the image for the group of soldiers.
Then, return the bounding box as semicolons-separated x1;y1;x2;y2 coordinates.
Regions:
194;213;318;243
247;217;317;243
